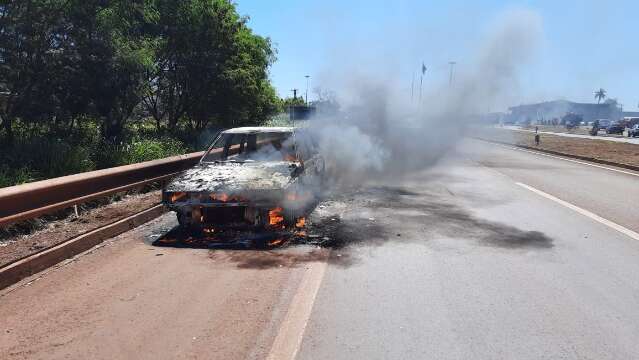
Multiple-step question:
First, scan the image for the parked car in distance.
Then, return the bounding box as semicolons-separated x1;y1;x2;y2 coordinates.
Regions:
597;119;611;128
628;124;639;138
606;121;624;135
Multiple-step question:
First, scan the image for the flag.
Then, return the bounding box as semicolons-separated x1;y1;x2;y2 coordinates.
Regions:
421;63;427;75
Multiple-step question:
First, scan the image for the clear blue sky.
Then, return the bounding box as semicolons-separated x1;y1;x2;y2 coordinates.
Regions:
236;0;639;110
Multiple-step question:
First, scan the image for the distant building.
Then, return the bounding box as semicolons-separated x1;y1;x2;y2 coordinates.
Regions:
506;100;621;124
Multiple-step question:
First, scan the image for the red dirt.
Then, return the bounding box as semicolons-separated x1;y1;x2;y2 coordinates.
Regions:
0;191;161;267
476;128;639;169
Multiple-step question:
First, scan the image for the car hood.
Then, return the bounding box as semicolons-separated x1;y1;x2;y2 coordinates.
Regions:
164;161;300;194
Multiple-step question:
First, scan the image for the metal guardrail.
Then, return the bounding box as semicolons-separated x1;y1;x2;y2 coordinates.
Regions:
0;151;205;228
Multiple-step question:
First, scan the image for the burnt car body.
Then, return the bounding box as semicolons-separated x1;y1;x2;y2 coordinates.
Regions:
162;127;323;236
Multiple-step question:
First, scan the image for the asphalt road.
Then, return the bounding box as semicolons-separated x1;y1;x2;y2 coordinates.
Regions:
2;139;639;359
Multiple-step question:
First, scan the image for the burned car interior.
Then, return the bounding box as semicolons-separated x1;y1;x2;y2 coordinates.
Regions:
162;127;323;247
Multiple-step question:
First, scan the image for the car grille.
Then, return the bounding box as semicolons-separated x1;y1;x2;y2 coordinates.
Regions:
202;206;248;225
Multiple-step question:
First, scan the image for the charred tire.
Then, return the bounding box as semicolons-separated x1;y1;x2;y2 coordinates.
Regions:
253;237;269;250
176;212;187;227
176;213;204;237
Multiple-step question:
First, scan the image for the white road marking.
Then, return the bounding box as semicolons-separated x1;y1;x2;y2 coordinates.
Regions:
516;182;639;242
266;256;328;360
487;141;639;178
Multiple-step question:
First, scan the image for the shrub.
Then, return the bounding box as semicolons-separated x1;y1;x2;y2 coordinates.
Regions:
120;138;187;164
0;166;36;187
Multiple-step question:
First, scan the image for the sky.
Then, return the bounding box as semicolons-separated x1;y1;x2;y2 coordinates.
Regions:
235;0;639;111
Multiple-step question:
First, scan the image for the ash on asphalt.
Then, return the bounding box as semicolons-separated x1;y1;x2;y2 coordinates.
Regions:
149;181;554;269
299;185;554;251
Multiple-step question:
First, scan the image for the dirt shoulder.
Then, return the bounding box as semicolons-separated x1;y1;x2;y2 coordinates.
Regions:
0;191;161;268
535;125;592;136
474;127;639;169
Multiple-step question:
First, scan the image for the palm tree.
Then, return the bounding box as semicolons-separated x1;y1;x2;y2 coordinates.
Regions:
594;88;607;104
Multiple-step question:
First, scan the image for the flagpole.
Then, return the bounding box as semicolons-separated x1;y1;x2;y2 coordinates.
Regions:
411;72;415;103
419;62;426;106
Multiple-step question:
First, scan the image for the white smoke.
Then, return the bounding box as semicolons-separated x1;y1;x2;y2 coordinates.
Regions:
303;8;543;186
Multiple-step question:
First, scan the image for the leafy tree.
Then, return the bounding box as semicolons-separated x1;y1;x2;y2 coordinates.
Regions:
594;88;607;104
1;0;279;142
64;0;157;139
143;0;279;131
0;0;69;141
280;96;305;111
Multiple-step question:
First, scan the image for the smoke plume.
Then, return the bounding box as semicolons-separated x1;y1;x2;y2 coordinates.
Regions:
303;8;543;186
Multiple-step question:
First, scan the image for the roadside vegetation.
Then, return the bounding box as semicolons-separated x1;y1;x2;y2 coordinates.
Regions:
0;0;296;187
476;127;639;169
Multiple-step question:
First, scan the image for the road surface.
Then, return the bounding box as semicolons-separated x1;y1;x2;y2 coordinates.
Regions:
2;139;639;359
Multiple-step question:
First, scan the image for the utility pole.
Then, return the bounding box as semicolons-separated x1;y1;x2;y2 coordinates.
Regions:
448;61;456;86
419;63;426;103
411;72;415;103
304;75;310;105
290;88;298;100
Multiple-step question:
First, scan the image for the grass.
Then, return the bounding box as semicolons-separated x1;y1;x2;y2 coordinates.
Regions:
0;119;204;188
0;113;290;188
475;127;639;168
0;118;199;238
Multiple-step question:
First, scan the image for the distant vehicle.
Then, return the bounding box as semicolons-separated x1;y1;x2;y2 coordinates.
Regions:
597;119;611;128
628;124;639;138
622;117;639;126
562;113;582;129
606;121;624;135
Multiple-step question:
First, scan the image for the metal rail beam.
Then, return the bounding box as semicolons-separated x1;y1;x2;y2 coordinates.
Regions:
0;151;205;228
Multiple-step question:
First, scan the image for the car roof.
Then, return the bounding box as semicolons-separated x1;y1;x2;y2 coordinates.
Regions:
221;126;295;134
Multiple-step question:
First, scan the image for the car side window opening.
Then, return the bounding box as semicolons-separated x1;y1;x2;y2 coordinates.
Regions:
224;134;247;160
202;131;301;163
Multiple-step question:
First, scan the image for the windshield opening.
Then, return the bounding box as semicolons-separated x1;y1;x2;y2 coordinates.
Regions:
201;131;298;163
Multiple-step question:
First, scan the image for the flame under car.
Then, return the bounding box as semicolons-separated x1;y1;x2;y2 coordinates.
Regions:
162;127;323;241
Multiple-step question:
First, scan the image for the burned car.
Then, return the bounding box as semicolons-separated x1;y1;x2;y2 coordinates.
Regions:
162;127;324;243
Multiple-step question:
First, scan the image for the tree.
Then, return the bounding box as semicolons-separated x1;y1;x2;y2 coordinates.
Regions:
64;0;157;139
0;0;70;142
1;0;279;142
279;96;305;111
184;1;279;129
143;0;279;131
594;88;607;104
0;0;157;140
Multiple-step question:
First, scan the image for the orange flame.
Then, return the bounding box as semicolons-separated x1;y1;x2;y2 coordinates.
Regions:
170;192;186;202
268;238;285;246
269;207;285;227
